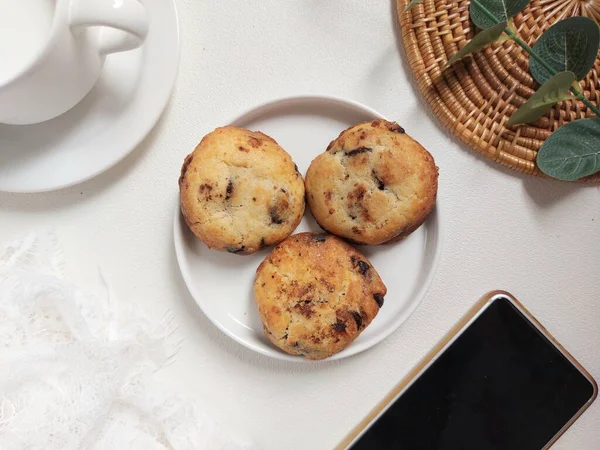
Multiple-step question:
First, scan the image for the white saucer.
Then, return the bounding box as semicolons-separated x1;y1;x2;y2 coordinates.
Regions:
0;0;180;193
173;96;442;361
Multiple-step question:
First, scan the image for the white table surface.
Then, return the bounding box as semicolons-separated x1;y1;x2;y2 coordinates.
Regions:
1;1;599;448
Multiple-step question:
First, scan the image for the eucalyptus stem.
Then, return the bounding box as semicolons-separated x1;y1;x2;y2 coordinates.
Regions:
469;0;600;118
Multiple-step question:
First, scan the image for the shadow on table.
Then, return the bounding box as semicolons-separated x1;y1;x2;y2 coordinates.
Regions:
521;176;597;208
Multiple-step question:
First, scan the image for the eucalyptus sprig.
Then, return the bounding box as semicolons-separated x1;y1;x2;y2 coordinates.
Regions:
405;0;600;180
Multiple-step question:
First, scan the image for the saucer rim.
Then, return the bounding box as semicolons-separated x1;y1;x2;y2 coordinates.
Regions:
0;0;181;194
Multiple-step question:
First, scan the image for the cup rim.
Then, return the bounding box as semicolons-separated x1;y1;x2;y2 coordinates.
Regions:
0;0;63;88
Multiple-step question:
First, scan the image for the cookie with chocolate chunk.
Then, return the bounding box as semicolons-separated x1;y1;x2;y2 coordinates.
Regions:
254;232;386;360
179;126;305;255
305;120;438;245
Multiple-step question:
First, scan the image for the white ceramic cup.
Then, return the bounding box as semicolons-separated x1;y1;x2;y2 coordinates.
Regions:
0;0;149;125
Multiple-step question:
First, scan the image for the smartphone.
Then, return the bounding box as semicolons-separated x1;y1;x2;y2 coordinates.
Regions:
338;291;597;450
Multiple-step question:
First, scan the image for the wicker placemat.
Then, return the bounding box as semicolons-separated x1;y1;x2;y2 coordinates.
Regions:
396;0;600;181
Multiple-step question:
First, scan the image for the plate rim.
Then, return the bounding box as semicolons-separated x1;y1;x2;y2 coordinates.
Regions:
173;94;443;362
0;0;181;194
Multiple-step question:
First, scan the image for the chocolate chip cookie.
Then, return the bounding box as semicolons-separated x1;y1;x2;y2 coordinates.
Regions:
305;120;438;245
254;232;387;359
179;126;305;255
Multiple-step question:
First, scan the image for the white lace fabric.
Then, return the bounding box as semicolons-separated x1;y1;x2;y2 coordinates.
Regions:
0;233;250;450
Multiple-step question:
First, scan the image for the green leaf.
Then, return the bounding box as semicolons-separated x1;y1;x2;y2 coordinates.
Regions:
470;0;528;30
404;0;422;12
446;22;506;67
529;17;600;84
508;71;576;125
537;118;600;180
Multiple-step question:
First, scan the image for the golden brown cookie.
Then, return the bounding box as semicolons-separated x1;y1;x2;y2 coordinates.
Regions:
305;120;438;245
254;232;387;360
179;126;305;255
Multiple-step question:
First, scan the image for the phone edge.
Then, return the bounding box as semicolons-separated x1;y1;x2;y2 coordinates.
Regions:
334;290;598;450
507;293;598;449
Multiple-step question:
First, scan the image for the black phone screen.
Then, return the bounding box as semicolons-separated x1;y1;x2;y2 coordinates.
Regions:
350;296;595;450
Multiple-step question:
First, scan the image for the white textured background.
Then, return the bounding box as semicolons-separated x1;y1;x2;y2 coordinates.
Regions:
1;1;599;448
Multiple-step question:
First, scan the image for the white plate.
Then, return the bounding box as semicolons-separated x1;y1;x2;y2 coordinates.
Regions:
0;0;180;193
174;95;442;361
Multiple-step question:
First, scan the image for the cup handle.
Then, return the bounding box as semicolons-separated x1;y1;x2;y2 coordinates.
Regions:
69;0;149;56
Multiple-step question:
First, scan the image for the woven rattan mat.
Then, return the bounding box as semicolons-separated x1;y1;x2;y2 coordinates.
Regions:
396;0;600;181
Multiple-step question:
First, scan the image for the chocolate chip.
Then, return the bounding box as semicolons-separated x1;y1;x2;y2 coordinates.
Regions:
373;293;385;308
357;261;370;275
248;136;262;148
386;122;405;133
314;234;327;242
355;186;366;201
295;301;314;318
333;321;347;332
226;246;246;254
350;255;357;265
281;188;287;193
259;238;267;249
294;164;299;172
371;120;381;127
225;180;234;200
351;311;363;329
349;213;357;220
269;207;284;224
346;147;372;157
372;170;385;190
